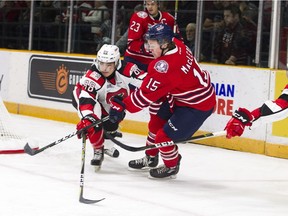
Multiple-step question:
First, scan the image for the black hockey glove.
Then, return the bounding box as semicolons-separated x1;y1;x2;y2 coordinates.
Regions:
109;95;126;123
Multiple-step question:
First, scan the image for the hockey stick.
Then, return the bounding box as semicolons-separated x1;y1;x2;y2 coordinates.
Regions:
24;116;109;156
105;130;226;152
79;134;105;204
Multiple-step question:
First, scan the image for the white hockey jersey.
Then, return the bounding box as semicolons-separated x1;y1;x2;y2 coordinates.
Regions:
73;60;145;119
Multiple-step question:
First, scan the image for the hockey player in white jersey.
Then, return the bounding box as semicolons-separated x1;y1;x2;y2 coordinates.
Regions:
225;84;288;138
72;44;146;170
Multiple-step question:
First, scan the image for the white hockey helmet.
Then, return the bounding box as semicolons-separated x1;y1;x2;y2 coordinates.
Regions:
95;44;120;67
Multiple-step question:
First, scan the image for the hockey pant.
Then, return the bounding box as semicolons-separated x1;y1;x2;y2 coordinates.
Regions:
146;101;214;167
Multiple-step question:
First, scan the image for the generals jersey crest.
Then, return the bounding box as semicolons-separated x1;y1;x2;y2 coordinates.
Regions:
90;71;102;80
136;11;148;19
154;60;168;73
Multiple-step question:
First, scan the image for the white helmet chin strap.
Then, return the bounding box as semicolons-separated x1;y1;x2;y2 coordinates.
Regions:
116;59;122;70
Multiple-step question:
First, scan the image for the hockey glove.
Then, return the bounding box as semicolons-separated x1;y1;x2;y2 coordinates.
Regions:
109;95;126;123
224;108;253;139
76;114;102;139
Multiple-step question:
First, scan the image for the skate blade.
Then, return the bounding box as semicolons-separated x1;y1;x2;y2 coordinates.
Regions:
93;165;102;172
128;166;151;172
148;173;177;180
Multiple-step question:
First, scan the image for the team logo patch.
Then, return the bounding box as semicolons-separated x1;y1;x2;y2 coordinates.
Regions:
137;11;148;18
154;60;168;73
90;71;101;80
156;24;164;32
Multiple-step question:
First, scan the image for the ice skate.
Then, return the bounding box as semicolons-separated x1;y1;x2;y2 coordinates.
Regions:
91;147;104;171
104;147;120;158
149;155;182;179
128;154;159;170
104;131;123;139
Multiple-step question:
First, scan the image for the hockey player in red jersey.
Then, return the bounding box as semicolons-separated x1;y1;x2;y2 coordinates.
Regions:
124;0;181;71
225;84;288;138
109;23;216;178
72;44;146;170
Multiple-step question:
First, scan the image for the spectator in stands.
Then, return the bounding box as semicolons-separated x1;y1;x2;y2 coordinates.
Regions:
234;0;258;28
17;0;31;49
79;1;109;53
184;22;210;62
178;0;197;32
236;1;258;64
0;1;4;8
0;0;21;48
213;5;253;66
202;1;230;62
116;4;143;56
60;1;88;23
82;1;109;24
34;0;60;51
203;1;226;31
18;1;31;23
114;9;125;44
185;23;196;54
34;0;60;23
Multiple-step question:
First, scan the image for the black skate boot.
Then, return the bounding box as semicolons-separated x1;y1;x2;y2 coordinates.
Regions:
149;154;182;179
128;154;159;170
91;147;104;171
104;147;120;158
104;130;123;139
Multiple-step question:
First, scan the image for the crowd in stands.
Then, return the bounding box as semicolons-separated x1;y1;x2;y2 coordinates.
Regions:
0;0;286;67
0;0;137;52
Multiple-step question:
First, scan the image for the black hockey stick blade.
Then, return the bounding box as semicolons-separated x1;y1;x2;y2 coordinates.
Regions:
79;179;105;204
79;196;105;204
105;130;226;152
24;143;41;156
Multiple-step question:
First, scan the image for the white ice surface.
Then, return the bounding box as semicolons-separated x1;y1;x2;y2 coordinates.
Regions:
1;115;288;216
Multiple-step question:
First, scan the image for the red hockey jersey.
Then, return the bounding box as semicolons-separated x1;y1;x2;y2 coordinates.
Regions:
124;10;179;65
123;38;216;113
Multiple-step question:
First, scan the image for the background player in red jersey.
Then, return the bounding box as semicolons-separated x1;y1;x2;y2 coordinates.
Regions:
124;0;181;71
109;23;216;179
72;44;145;170
225;84;288;138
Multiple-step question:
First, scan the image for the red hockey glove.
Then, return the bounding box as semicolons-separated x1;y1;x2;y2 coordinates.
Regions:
76;114;102;139
225;108;253;139
109;95;126;123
